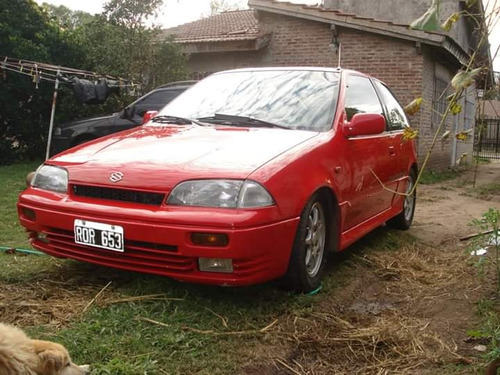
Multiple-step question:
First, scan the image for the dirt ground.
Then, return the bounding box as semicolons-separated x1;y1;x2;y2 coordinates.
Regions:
245;162;500;374
1;162;499;374
411;162;500;246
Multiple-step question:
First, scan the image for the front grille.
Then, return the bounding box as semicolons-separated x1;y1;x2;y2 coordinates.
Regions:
73;185;165;206
35;227;196;275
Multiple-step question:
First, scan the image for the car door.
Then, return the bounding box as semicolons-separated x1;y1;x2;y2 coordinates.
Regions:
372;79;412;186
341;74;398;230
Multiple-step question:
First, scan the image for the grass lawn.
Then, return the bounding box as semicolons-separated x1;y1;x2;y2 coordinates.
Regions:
0;160;328;373
0;161;496;374
0;160;40;248
419;166;465;185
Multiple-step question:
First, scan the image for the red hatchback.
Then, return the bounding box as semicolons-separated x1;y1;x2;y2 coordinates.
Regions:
18;68;417;292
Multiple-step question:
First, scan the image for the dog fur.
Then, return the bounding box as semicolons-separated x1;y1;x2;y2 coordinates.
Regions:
0;323;89;375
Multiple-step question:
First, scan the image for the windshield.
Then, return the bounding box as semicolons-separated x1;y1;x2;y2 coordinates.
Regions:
153;69;340;131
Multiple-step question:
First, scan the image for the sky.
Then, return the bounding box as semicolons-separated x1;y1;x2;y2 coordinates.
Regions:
33;0;319;27
34;0;499;70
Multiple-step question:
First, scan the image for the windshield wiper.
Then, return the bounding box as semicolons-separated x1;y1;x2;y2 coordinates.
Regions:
197;113;289;130
151;115;203;126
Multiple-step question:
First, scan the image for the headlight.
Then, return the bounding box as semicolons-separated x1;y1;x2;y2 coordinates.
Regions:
31;165;68;193
167;180;274;208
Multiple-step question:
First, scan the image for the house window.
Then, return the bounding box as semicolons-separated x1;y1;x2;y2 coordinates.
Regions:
432;77;449;127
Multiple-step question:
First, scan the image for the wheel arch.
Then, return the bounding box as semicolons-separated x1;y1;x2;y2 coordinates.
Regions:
310;186;341;253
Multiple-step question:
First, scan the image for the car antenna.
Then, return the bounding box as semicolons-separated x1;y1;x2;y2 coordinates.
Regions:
337;43;342;68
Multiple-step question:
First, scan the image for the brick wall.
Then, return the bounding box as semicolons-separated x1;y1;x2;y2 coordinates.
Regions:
258;14;465;169
337;27;423;108
419;46;454;170
186;11;469;169
187;49;268;78
336;28;428;163
258;12;338;67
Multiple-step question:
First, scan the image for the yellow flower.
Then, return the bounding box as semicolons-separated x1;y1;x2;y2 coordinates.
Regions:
450;102;462;115
455;130;472;141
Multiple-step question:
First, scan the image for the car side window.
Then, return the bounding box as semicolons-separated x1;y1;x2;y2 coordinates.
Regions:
134;90;181;116
344;75;384;122
373;81;409;130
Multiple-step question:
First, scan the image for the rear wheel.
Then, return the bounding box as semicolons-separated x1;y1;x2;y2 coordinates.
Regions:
283;195;329;293
387;169;416;230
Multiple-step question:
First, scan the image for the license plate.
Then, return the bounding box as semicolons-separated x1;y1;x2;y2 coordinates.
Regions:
74;219;124;252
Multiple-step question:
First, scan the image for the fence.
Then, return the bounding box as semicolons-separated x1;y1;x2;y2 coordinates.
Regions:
474;118;500;160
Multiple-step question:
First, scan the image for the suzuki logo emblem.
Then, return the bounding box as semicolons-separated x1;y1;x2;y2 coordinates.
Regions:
109;172;124;183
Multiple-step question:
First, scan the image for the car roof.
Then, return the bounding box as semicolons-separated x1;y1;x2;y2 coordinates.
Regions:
156;80;198;89
212;67;372;78
213;67;342;74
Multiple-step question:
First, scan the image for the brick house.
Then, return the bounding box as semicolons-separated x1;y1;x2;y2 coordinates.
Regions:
162;0;491;169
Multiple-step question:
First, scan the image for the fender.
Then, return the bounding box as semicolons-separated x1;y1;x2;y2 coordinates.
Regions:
249;131;342;221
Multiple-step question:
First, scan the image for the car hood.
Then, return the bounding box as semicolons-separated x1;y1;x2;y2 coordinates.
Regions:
52;125;319;190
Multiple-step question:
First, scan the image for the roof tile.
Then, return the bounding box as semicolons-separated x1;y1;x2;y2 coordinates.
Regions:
162;9;261;44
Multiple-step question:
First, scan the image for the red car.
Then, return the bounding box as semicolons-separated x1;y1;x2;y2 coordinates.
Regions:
18;68;417;292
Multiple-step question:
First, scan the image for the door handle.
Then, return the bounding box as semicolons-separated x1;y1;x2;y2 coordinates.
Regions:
389;146;396;156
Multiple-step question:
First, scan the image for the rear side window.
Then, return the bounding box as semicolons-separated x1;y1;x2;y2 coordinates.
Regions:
344;75;383;121
373;81;409;130
133;89;183;117
140;90;180;109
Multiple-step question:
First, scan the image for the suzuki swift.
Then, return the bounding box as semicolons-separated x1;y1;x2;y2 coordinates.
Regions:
18;68;417;292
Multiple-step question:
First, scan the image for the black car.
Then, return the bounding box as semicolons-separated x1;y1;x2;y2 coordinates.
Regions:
50;81;195;155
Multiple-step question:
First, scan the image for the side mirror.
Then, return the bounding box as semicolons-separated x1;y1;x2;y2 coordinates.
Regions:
342;113;386;138
142;110;158;125
121;106;134;119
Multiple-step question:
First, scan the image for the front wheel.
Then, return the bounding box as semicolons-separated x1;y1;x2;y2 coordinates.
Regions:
283;195;329;293
387;169;417;230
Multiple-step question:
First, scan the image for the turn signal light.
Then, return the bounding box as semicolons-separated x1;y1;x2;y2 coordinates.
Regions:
21;207;36;221
191;233;228;247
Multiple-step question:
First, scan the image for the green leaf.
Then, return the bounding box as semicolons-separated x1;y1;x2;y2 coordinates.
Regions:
441;130;451;141
403;97;423;115
441;12;460;32
456;152;468;165
410;0;440;31
466;329;488;338
466;0;478;8
403;127;419;141
451;68;482;90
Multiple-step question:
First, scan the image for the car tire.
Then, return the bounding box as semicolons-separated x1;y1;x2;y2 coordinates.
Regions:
387;169;417;230
283;194;329;293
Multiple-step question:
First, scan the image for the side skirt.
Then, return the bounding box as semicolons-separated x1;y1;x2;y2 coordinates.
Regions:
339;205;403;250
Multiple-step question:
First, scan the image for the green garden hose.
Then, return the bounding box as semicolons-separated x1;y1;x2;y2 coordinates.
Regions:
0;246;45;256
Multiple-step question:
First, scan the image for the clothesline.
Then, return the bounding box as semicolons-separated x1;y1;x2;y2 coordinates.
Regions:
0;55;140;161
1;56;124;80
0;56;137;88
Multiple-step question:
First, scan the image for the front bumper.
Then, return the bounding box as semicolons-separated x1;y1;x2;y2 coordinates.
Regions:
18;188;299;286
